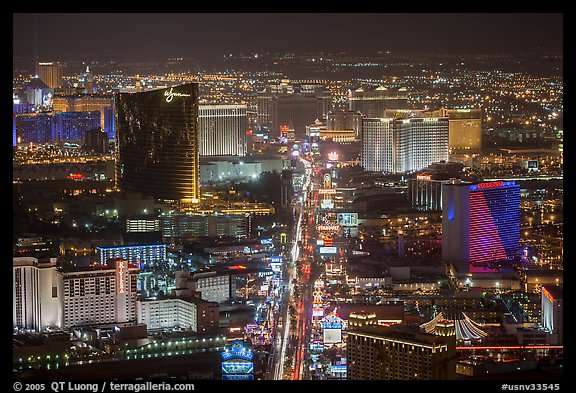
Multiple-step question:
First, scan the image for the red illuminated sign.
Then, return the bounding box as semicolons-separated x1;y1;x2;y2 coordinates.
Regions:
117;260;125;294
478;181;503;189
66;173;85;180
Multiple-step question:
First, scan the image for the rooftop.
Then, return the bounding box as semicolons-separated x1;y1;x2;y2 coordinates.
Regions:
350;324;453;346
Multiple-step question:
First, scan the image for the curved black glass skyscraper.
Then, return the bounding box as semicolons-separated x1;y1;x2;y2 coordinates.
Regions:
115;83;200;202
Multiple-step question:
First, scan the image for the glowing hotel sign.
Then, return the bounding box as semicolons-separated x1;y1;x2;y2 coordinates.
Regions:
221;340;254;362
469;180;516;191
164;87;191;102
478;181;503;189
117;260;126;294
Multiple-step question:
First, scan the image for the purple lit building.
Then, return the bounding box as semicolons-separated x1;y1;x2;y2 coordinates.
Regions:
442;180;520;272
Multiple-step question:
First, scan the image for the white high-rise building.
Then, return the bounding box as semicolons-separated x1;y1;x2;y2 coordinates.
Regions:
37;62;64;89
199;105;248;156
361;115;449;173
13;258;140;331
137;298;196;331
60;260;139;329
361;118;394;173
13;257;63;332
541;286;563;345
175;271;232;304
136;296;219;333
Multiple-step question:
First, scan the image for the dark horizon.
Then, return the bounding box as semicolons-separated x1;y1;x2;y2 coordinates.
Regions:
13;13;563;61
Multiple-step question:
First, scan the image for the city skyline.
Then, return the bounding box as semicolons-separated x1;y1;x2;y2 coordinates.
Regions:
13;12;563;384
13;13;563;62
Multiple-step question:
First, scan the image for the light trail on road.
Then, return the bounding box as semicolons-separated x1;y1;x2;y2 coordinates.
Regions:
273;156;312;380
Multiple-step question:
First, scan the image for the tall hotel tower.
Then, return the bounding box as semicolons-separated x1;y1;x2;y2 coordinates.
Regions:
257;83;331;139
13;257;63;331
349;86;408;118
442;180;520;271
362;115;449;173
37;62;64;89
115;83;200;203
199;105;248;156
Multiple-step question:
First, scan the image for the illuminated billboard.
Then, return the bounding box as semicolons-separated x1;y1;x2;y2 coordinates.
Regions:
322;312;344;344
221;340;253;361
222;373;253;380
337;213;358;227
221;340;254;380
331;365;347;373
319;246;337;254
527;160;539;171
323;328;342;344
317;224;340;232
320;199;334;209
323;173;332;188
270;256;283;273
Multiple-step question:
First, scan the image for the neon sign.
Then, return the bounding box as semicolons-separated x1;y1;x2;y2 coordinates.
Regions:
417;174;432;181
322;313;344;330
470;181;516;191
317;224;340;231
478;181;503;189
221;340;253;362
164;87;191;102
318;188;336;194
117;260;125;294
319;246;337;254
66;173;85;180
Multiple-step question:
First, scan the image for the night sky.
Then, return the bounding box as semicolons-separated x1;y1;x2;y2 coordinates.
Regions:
13;13;563;59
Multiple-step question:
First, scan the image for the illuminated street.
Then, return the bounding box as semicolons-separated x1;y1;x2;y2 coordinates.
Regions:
13;13;562;384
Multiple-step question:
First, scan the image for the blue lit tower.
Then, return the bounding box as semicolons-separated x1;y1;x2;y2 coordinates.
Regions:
442;180;520;272
104;106;115;139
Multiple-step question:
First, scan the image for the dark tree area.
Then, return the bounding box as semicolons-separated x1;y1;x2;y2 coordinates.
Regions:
234;171;282;205
482;132;554;149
